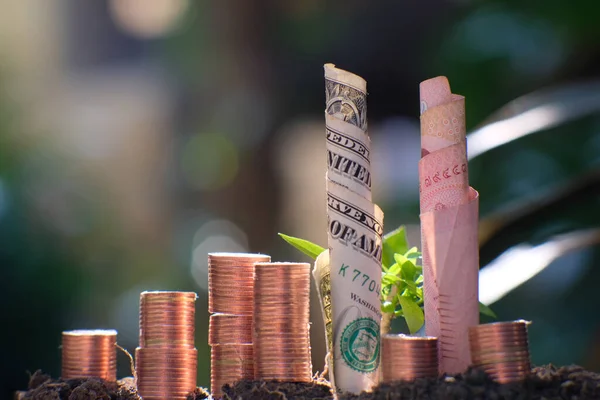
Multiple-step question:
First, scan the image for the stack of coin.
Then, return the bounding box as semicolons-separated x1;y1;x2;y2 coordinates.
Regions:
61;329;117;381
208;253;270;315
381;334;438;382
136;291;198;400
253;262;312;382
468;320;531;383
209;314;254;390
208;253;270;397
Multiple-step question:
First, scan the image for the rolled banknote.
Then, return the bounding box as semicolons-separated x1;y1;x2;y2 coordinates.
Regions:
312;249;334;387
419;76;479;374
326;114;372;201
323;64;383;393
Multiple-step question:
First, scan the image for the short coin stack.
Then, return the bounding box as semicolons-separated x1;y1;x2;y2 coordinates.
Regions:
136;291;198;400
381;334;438;382
208;253;270;398
253;262;312;382
61;329;117;381
469;320;532;383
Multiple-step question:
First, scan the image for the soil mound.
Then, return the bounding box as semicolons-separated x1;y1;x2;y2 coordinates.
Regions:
221;379;334;399
340;365;600;400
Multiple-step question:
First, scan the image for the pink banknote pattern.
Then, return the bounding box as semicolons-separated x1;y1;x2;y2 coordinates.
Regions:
419;77;479;375
418;143;469;214
420;99;466;157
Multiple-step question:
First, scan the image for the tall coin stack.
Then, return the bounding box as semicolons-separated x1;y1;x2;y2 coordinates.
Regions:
62;329;117;381
136;291;198;400
253;262;312;382
381;334;438;382
208;253;271;398
469;320;532;383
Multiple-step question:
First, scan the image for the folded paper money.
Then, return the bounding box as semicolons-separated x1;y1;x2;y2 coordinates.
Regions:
419;76;479;374
317;64;383;394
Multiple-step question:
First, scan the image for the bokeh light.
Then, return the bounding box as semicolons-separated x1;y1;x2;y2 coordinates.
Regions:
191;219;249;291
109;0;190;39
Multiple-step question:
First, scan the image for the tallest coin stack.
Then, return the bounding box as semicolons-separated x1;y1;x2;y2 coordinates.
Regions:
207;252;271;398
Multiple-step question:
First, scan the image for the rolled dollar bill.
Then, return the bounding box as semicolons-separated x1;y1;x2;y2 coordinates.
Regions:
312;249;334;387
326;114;372;201
324;64;383;393
419;76;479;374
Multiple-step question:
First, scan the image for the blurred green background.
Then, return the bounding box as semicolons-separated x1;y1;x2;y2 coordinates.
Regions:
2;0;600;397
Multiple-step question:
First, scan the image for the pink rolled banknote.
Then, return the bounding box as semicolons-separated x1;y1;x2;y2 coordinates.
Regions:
419;76;479;374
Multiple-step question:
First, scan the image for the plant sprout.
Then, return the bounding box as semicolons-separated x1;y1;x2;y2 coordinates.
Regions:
279;226;496;335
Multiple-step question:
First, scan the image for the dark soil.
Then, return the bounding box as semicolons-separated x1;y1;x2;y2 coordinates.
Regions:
340;365;600;400
19;371;140;400
18;365;600;399
17;370;210;400
17;370;211;400
221;379;334;400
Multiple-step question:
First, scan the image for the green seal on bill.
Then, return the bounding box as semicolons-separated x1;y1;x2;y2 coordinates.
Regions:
340;317;380;373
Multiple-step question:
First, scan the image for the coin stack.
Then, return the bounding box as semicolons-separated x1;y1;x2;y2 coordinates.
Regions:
135;291;198;400
61;329;117;381
380;334;438;382
209;314;254;389
469;320;532;383
208;253;270;398
253;262;312;382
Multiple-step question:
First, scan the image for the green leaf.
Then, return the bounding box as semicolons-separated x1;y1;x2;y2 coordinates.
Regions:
416;287;423;299
405;247;421;260
402;278;418;294
387;262;401;276
400;260;417;282
382;226;409;269
393;253;408;266
382;274;401;285
479;302;497;319
399;296;425;334
278;233;325;260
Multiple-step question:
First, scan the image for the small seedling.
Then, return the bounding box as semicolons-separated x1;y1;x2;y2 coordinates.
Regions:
279;226;496;335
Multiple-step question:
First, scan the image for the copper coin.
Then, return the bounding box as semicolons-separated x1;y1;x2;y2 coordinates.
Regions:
381;334;438;383
135;347;197;400
137;291;198;400
208;252;270;261
209;314;253;345
208;253;269;315
210;344;254;398
253;262;312;382
470;320;530;331
468;320;531;383
61;330;117;381
209;303;254;315
139;291;197;349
